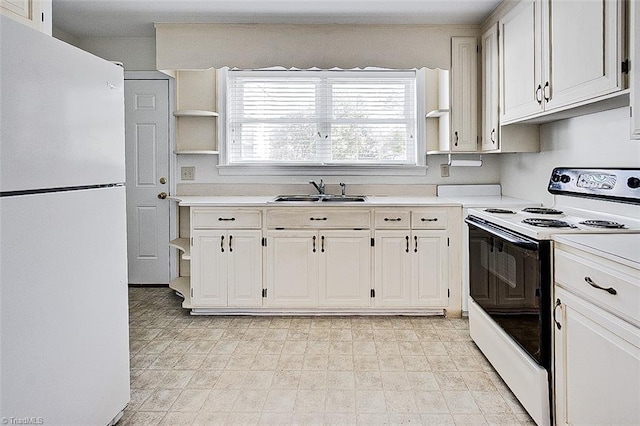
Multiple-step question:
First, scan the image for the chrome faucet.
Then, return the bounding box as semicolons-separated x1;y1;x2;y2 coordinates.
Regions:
309;179;325;195
339;182;346;196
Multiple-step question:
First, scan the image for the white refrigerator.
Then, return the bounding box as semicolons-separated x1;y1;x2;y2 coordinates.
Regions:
0;16;130;425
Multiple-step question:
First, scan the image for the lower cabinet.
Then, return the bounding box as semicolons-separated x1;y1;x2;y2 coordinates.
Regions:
191;229;262;308
265;229;371;308
374;230;449;307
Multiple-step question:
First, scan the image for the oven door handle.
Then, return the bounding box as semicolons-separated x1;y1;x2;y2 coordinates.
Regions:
465;217;539;250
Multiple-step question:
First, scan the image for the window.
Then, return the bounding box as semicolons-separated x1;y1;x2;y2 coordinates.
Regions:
221;68;423;173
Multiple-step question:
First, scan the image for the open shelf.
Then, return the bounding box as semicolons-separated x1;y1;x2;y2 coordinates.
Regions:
169;276;192;309
169;238;191;260
173;110;218;117
174;150;219;155
426;109;450;118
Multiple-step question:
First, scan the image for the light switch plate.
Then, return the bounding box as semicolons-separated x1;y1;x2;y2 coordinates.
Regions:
181;166;195;180
440;164;450;177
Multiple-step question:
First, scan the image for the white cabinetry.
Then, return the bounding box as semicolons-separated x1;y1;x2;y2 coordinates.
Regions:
374;209;449;308
632;0;640;139
265;209;371;309
481;24;500;152
450;37;478;152
500;0;624;124
190;209;262;308
1;0;51;35
553;240;640;425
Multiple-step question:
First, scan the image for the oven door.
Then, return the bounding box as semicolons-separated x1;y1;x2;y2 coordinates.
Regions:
465;215;552;426
465;215;551;369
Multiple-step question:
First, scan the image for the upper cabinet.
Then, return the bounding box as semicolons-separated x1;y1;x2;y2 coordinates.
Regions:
450;37;479;152
500;0;626;124
632;0;640;139
0;0;51;35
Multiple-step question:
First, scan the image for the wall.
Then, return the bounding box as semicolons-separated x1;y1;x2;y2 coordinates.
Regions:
74;36;156;71
499;107;640;205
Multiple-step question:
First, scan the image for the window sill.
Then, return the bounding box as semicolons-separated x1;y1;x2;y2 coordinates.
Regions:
217;164;428;176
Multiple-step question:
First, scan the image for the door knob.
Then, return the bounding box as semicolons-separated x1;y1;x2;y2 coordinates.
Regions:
157;192;168;199
159;177;167;184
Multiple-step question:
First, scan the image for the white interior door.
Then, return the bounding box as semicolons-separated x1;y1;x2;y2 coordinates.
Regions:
124;79;170;284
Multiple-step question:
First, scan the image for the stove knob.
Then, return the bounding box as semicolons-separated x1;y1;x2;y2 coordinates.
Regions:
560;174;571;183
551;174;561;183
628;177;640;189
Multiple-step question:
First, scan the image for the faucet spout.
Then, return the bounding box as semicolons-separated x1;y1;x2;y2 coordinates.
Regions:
309;179;325;195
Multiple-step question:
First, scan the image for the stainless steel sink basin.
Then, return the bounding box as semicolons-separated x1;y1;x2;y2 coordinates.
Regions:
272;195;321;202
270;194;367;203
321;195;367;202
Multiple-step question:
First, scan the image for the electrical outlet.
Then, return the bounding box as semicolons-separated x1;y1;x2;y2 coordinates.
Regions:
440;164;450;178
181;166;195;180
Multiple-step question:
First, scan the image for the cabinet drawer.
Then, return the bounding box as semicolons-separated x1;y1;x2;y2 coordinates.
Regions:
267;209;370;229
555;249;640;323
411;209;448;229
374;210;411;228
192;209;262;229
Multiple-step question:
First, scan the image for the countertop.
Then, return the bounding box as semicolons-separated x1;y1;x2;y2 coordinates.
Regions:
170;195;461;207
554;233;640;269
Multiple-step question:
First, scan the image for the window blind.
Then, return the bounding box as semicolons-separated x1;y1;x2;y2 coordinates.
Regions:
226;69;417;166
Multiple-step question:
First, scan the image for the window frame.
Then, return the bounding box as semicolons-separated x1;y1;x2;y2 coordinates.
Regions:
217;67;427;176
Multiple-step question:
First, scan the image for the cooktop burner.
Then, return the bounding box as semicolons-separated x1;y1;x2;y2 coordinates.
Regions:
579;220;627;229
522;218;576;228
522;207;564;215
484;208;516;214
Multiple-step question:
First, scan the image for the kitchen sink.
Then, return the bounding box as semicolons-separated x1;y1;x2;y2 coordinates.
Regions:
271;195;367;203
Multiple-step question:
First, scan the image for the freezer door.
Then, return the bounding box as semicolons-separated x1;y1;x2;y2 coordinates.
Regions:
0;15;125;193
0;186;130;424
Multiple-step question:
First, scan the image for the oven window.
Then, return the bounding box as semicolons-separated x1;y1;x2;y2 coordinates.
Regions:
468;227;542;363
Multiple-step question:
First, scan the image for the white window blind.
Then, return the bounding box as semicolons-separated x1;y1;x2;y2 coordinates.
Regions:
225;69;417;166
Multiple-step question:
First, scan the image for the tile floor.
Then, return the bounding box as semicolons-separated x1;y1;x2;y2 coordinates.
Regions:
121;287;535;425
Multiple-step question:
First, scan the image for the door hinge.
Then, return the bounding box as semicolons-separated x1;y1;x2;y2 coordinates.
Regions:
262;237;267;247
448;289;450;298
371;237;375;247
190;237;193;246
370;289;375;298
190;288;194;298
622;59;630;74
262;288;267;298
476;44;480;53
447;237;450;247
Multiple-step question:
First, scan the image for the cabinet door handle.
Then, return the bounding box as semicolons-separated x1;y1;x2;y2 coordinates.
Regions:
535;84;543;104
421;217;438;222
218;217;236;221
384;217;402;222
543;81;550;102
584;276;617;295
405;235;410;253
312;235;316;253
310;217;328;221
553;298;562;330
321;235;325;253
220;235;225;253
454;131;459;146
414;235;418;253
228;235;233;252
490;128;495;144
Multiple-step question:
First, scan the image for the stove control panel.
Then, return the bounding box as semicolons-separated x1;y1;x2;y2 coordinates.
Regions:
548;168;640;204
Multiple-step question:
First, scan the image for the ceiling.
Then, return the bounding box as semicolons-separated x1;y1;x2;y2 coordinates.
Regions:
52;0;502;38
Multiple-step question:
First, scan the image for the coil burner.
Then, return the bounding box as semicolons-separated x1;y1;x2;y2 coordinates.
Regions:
522;218;576;228
522;207;564;215
579;220;627;229
484;208;516;214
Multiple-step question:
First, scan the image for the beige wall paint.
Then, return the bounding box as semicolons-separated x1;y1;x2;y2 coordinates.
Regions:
155;23;479;70
499;107;640;205
76;36;156;71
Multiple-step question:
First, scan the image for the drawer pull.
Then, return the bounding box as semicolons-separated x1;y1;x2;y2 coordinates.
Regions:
585;276;617;295
218;217;236;221
421;218;438;222
384;217;402;222
310;217;328;221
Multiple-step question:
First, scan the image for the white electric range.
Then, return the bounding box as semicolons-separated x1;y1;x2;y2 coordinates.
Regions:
464;167;640;426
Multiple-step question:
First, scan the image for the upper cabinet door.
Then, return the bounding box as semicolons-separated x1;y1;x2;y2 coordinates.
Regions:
500;0;543;123
481;23;500;152
543;0;623;111
633;0;640;139
450;37;478;152
0;0;51;35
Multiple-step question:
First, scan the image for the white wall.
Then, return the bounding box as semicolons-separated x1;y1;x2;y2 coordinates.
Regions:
75;36;156;71
499;107;640;205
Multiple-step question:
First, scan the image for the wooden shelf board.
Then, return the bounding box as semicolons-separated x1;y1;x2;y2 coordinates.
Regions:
426;109;450;118
173;109;219;117
169;276;192;309
174;150;219;155
169;238;191;260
